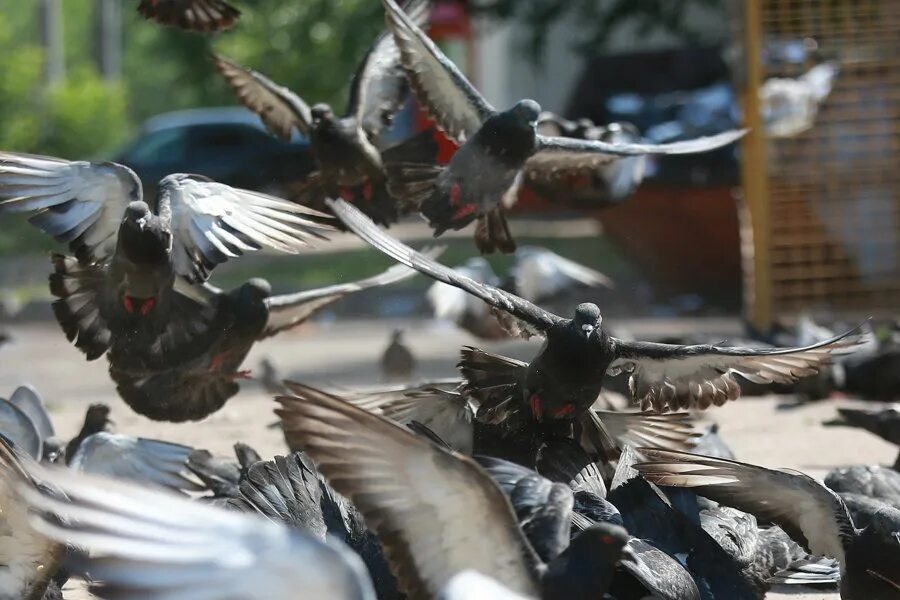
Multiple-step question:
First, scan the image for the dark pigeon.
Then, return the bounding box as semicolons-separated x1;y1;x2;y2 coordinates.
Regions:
0;152;332;382
378;0;746;253
329;198;860;433
636;448;900;599
108;260;421;422
381;329;416;380
275;381;644;599
136;0;240;32
214;0;437;228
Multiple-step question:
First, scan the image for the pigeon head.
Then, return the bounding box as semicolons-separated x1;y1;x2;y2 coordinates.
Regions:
510;99;541;127
124;201;151;230
391;329;405;342
240;278;273;301
572;523;630;563
311;103;334;124
84;403;112;434
573;303;602;339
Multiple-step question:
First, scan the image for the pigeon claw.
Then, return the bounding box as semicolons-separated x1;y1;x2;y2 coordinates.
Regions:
208;351;232;373
229;369;253;381
450;182;463;206
452;204;476;221
552;403;575;418
529;393;543;422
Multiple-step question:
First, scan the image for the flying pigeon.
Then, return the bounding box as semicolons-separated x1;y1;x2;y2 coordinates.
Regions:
276;381;641;599
137;0;241;32
108;260;425;421
330;198;860;430
214;0;436;227
378;0;746;253
0;151;333;374
761;62;839;138
635;448;900;598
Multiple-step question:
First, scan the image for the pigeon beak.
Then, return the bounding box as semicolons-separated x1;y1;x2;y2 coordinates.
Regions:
581;324;594;338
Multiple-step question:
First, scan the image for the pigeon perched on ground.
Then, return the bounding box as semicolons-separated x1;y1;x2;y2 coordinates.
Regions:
136;0;241;32
108;260;425;421
0;151;332;375
380;329;416;380
378;0;745;252
826;406;900;468
636;448;900;598
330;199;860;434
529;114;646;210
214;0;436;227
427;247;612;340
276;381;641;599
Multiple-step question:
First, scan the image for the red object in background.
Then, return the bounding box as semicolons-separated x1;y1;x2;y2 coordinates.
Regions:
414;0;471;164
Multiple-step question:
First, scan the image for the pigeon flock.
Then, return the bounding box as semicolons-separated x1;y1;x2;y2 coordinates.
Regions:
0;1;897;599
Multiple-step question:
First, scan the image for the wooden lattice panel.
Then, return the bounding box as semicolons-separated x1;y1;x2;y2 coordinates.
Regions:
747;0;900;321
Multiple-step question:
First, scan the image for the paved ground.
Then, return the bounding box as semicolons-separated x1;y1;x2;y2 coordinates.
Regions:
1;320;893;599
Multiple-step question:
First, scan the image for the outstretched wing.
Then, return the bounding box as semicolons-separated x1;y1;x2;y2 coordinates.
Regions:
534;128;746;162
380;0;494;144
0;152;140;264
159;174;333;283
137;0;241;33
275;381;540;599
21;464;376;600
634;449;855;564
329;198;561;337
347;0;432;139
609;330;861;411
214;55;313;140
262;259;426;339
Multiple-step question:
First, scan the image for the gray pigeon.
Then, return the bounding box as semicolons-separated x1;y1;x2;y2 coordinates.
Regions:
378;0;746;253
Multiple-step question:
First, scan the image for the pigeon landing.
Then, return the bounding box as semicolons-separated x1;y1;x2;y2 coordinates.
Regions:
108;261;422;421
214;0;436;228
0;152;332;371
330;198;860;428
636;449;900;599
136;0;241;32
378;0;746;253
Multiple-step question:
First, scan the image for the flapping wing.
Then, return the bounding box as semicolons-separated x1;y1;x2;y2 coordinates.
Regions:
348;0;432;139
275;382;540;599
608;330;861;412
0;439;64;600
214;55;313;139
67;432;205;494
0;399;43;460
21;464;376;600
597;410;700;451
380;0;494;144
137;0;240;33
634;449;855;564
329;198;561;336
262;252;435;339
535;128;746;160
345;381;474;453
8;385;55;442
0;152;140;264
160;174;333;283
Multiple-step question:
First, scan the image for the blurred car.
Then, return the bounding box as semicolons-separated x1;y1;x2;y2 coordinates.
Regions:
113;107;314;197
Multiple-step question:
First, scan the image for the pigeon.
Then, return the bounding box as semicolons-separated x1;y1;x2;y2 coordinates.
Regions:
275;381;642;599
476;452;702;600
761;62;839;138
827;406;900;469
107;259;423;421
63;403;113;463
825;465;900;507
0;151;332;375
214;0;436;228
339;378;699;466
528;114;646;211
380;329;416;380
427;247;612;340
635;448;900;599
136;0;241;32
378;0;746;253
19;460;378;600
0;439;66;600
329;198;860;429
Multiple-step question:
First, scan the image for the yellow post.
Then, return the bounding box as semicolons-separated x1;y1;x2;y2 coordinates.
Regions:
739;0;772;331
